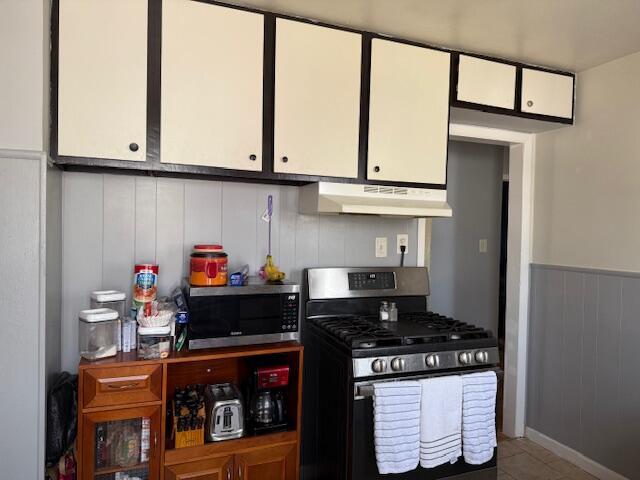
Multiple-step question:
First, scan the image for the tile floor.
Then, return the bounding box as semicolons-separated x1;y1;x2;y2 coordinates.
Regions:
498;437;597;480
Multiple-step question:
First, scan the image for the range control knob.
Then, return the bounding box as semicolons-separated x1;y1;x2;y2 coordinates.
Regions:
390;357;405;372
475;351;489;363
425;354;440;368
371;359;387;373
459;352;472;365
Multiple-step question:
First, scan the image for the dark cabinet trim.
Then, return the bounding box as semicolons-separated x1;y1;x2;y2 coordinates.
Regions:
50;0;575;187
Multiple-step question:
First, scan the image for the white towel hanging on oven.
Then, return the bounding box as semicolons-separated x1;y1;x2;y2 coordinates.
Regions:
461;371;497;465
373;380;421;474
419;375;463;468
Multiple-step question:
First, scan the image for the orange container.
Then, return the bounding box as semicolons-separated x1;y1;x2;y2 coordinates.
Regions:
189;245;228;287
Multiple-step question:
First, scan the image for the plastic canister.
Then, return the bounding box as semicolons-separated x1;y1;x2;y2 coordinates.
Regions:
78;308;119;360
189;245;228;287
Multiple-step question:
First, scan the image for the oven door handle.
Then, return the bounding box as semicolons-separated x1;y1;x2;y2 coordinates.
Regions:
353;367;503;399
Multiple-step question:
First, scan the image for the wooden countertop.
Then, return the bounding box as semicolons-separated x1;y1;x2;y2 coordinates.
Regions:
79;341;303;369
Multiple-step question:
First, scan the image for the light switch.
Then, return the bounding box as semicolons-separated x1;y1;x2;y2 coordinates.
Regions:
479;239;488;253
375;237;388;258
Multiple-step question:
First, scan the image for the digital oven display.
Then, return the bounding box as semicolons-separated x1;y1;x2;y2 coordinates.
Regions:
347;272;396;290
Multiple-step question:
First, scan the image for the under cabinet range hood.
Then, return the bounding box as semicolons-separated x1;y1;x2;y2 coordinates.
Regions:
299;182;452;217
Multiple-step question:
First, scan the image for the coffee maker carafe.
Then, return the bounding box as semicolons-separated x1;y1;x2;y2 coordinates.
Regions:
248;365;289;434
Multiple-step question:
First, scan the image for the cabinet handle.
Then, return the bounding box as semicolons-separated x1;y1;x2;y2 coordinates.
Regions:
106;382;139;390
249;154;257;161
238;466;242;479
227;466;231;480
374;165;380;173
281;156;288;163
129;142;139;152
526;100;533;107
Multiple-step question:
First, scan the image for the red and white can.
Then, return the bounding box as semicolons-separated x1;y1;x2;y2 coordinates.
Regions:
133;263;159;308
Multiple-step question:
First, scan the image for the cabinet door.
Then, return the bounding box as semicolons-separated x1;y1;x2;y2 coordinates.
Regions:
81;405;161;480
367;39;450;185
521;68;574;119
235;442;297;480
57;0;147;161
457;55;516;109
274;19;361;178
161;0;264;171
166;456;234;480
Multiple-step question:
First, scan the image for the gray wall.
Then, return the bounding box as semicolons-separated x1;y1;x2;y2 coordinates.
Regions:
61;172;419;372
0;155;43;480
429;141;505;333
528;264;640;479
46;166;63;386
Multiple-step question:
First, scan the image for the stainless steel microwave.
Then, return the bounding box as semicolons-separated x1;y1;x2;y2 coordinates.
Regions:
184;278;300;350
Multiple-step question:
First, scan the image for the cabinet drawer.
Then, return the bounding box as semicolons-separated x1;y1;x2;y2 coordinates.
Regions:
83;364;162;409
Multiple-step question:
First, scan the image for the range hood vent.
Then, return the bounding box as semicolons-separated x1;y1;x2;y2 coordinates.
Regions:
299;182;452;218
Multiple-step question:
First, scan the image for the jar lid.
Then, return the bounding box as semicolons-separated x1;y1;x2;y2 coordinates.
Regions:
191;251;227;258
79;308;119;322
91;290;126;302
138;325;171;335
193;244;224;252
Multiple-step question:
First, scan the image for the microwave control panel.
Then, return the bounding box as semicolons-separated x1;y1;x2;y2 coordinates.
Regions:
281;293;300;332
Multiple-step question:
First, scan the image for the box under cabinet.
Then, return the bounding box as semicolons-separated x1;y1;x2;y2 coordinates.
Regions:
77;343;303;480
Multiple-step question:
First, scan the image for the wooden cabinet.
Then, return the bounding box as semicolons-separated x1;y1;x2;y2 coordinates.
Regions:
80;405;161;480
78;344;303;480
57;0;147;161
161;0;264;171
521;68;574;119
367;39;450;185
456;55;517;109
235;443;297;480
273;19;361;178
165;456;233;480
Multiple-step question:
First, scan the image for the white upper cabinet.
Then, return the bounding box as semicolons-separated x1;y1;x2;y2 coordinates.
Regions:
274;19;362;178
161;0;264;171
457;55;516;109
57;0;148;161
521;68;574;119
367;39;450;185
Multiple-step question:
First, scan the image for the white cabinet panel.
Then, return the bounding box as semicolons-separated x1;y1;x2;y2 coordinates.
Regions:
457;55;516;109
367;39;450;185
161;0;263;171
58;0;147;161
521;68;574;119
274;19;361;178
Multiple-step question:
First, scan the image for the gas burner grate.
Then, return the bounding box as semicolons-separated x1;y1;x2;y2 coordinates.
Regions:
403;312;493;340
311;316;403;349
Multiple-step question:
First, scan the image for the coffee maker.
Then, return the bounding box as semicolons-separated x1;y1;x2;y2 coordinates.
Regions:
247;365;289;434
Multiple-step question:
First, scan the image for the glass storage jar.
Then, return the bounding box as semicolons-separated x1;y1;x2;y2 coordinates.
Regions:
79;308;119;360
137;325;172;359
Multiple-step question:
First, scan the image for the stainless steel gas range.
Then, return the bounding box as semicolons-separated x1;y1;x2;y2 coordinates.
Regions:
301;267;500;480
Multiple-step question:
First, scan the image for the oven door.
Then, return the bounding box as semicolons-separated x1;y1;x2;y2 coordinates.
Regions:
187;293;299;348
351;370;500;480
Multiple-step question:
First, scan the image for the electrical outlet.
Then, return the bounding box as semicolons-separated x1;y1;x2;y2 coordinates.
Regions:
375;237;388;258
397;234;409;254
479;239;488;253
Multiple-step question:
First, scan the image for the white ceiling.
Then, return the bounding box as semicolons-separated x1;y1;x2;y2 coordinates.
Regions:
227;0;640;72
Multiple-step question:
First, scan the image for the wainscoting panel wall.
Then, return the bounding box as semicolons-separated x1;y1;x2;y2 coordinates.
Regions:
528;264;640;479
61;172;419;371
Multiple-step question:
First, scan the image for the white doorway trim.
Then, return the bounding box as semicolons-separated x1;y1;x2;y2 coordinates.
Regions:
448;123;536;438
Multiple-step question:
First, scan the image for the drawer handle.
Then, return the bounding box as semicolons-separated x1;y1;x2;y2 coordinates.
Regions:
106;382;140;390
